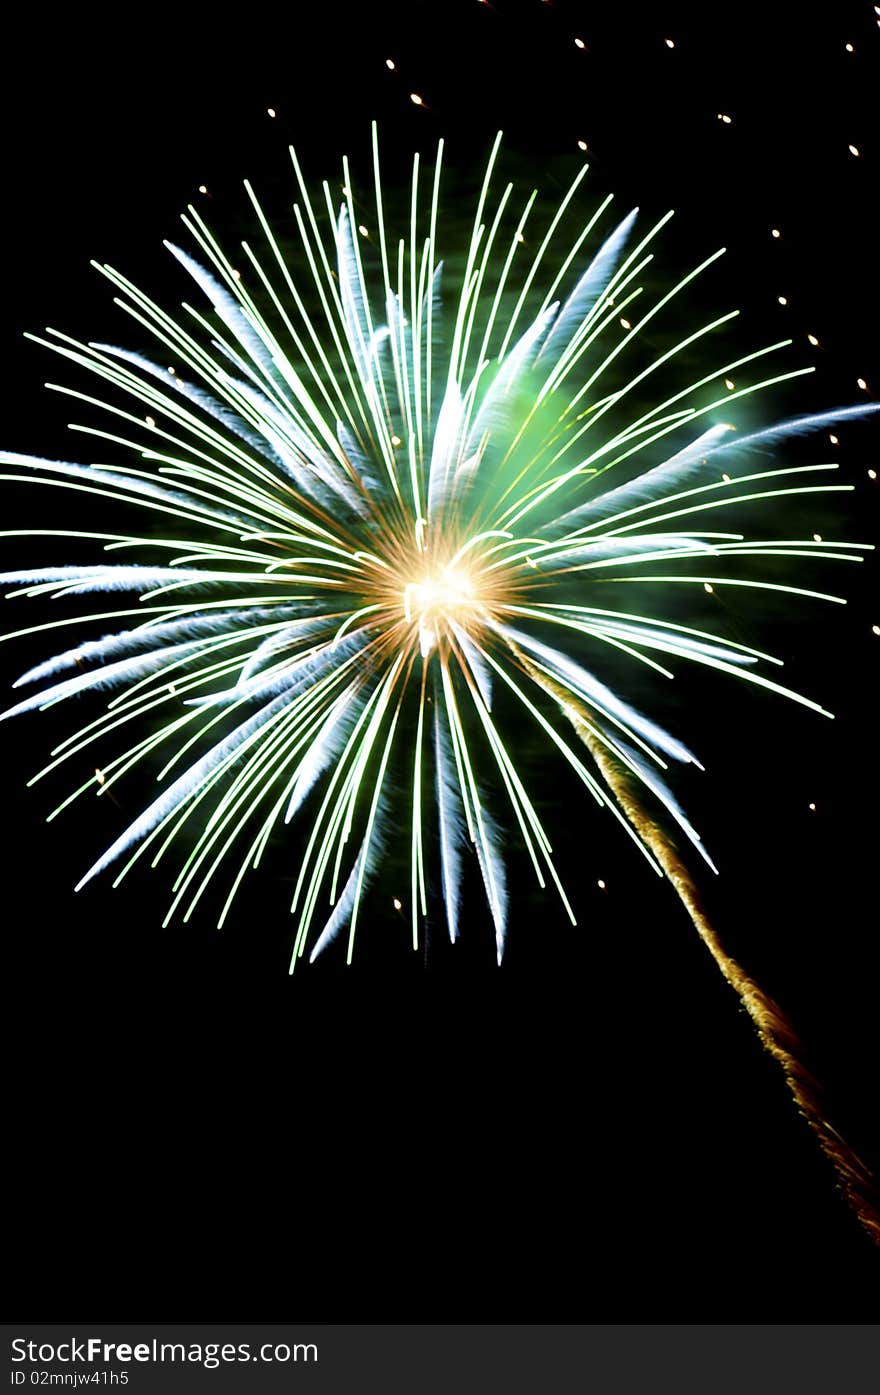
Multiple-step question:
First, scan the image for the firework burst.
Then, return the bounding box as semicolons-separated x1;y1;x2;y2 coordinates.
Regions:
1;128;878;1235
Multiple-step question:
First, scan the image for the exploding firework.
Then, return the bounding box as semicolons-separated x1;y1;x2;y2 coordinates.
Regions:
1;129;878;1237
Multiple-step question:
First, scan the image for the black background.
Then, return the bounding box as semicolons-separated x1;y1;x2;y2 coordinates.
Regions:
2;1;878;1320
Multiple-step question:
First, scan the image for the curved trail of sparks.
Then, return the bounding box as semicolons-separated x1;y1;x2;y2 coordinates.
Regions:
589;736;880;1247
519;645;880;1245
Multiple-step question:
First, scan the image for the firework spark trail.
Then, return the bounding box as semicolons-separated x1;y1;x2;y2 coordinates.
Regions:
1;128;878;1233
512;645;880;1244
584;728;880;1246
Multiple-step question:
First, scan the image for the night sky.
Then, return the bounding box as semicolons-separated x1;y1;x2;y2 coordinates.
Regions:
2;1;879;1321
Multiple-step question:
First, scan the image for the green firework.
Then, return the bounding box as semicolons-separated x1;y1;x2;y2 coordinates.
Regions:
1;126;876;971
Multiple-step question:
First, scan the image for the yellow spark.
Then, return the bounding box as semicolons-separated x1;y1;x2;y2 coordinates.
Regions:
848;143;860;157
808;802;817;811
724;378;735;390
145;416;156;428
721;473;731;483
620;317;631;329
410;92;424;106
358;224;369;238
704;583;714;594
574;37;586;50
391;435;402;447
829;434;839;444
845;42;855;53
198;185;208;195
267;107;277;119
95;768;105;786
813;533;822;542
665;38;675;49
873;625;880;636
868;469;877;480
386;58;396;70
577;139;588;152
807;334;819;346
403;568;479;634
777;295;788;306
858;378;868;391
718;113;733;125
597;879;606;890
771;227;781;238
393;897;402;911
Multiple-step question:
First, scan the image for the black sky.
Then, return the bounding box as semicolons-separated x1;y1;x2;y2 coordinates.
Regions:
2;1;879;1320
